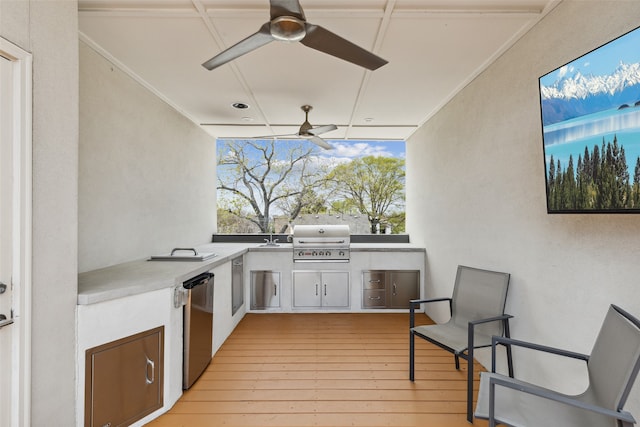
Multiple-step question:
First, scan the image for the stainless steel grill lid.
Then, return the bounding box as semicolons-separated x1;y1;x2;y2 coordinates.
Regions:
292;225;350;246
292;225;350;262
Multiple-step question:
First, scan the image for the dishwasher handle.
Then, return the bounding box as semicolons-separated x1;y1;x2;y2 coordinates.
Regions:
183;272;214;290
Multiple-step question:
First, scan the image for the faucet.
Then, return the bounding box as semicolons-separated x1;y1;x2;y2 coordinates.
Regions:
263;234;279;246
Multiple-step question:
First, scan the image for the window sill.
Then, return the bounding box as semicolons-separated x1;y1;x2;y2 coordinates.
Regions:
211;233;410;244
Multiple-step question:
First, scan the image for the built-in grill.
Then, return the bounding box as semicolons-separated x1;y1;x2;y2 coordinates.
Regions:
292;224;350;262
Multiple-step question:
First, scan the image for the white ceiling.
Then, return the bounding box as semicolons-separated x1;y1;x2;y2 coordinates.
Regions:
78;0;557;142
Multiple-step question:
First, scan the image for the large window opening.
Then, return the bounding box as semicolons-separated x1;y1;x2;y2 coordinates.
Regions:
216;139;406;235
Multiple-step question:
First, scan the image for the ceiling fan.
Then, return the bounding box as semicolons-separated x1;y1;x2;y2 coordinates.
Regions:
268;105;337;150
202;0;388;71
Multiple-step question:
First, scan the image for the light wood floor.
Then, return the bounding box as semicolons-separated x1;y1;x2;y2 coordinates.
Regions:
147;313;489;427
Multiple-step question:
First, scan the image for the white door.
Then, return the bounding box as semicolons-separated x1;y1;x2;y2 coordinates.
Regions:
0;39;32;427
0;51;15;427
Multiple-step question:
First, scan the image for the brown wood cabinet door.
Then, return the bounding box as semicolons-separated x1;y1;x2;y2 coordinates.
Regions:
85;326;164;427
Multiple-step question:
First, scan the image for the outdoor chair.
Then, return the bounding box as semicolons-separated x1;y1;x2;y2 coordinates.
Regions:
475;304;640;427
409;265;513;423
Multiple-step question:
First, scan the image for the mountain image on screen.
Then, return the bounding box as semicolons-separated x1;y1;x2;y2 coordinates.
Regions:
540;62;640;126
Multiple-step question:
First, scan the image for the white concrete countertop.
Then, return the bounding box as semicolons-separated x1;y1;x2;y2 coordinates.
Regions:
77;242;426;305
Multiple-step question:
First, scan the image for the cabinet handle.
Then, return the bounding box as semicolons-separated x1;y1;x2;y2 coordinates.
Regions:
368;279;381;283
393;283;397;295
274;285;277;296
145;357;155;385
315;284;318;296
324;284;327;296
0;315;13;329
369;296;381;300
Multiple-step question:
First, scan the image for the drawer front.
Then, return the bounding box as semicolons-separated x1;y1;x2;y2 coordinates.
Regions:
362;271;386;290
363;289;386;308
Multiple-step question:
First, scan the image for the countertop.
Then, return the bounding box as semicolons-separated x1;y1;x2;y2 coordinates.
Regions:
77;242;425;305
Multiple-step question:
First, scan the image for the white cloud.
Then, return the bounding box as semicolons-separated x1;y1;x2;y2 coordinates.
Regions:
329;142;393;158
558;65;569;79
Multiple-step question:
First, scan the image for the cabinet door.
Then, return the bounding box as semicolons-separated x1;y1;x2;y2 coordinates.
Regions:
231;257;243;315
321;272;350;308
389;271;419;308
85;326;164;427
293;271;322;307
250;271;280;309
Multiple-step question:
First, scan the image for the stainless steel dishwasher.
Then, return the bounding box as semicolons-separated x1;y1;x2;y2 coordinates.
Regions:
181;271;214;389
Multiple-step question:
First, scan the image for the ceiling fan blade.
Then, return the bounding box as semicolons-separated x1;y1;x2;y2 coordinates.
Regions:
301;23;388;71
202;22;274;70
270;0;305;21
252;133;331;149
308;135;333;150
308;124;337;136
254;133;298;139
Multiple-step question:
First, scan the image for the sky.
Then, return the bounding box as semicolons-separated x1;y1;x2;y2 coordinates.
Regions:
321;139;405;160
539;25;640;86
216;138;406;163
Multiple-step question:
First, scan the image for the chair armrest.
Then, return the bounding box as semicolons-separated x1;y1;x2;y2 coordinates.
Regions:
410;297;452;328
487;374;636;425
466;315;513;361
469;314;513;326
490;335;589;371
410;297;452;305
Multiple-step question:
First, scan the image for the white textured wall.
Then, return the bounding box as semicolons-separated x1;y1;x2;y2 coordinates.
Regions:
79;41;217;272
1;0;79;425
407;0;640;416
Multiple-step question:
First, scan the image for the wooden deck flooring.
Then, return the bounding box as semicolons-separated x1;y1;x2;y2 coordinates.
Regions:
146;313;489;427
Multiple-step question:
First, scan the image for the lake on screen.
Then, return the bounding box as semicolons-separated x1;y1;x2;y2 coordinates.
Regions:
543;107;640;181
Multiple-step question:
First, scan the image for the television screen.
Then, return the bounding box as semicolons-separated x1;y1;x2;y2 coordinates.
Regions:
539;25;640;213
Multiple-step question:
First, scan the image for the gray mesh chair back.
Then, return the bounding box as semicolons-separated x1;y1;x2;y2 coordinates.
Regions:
451;266;511;341
584;304;640;412
475;304;640;427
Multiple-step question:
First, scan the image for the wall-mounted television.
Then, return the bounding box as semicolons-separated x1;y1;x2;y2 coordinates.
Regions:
539;25;640;213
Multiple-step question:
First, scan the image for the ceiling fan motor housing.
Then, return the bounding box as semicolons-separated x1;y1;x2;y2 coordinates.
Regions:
270;16;306;41
299;105;313;135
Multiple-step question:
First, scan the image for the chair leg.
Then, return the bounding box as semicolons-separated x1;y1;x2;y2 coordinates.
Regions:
454;354;460;370
505;343;514;378
409;330;415;381
504;319;514;378
467;351;473;423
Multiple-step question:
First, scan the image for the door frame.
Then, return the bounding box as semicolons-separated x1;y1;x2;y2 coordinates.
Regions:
0;36;33;427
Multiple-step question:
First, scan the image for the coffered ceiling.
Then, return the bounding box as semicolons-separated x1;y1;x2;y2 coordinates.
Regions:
78;0;557;142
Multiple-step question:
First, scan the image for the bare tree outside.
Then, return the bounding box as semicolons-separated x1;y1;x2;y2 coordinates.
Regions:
217;139;328;233
216;139;406;234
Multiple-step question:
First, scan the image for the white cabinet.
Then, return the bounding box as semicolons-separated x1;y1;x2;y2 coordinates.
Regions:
293;271;349;308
